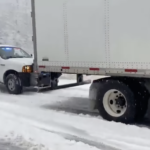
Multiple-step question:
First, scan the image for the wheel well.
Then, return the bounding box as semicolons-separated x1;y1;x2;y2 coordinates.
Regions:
3;70;18;84
91;76;150;106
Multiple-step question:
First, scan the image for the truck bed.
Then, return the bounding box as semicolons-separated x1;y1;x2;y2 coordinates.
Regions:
32;0;150;77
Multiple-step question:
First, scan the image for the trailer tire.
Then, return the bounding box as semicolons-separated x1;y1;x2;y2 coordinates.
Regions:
5;74;23;94
96;79;136;123
126;80;149;121
136;97;148;122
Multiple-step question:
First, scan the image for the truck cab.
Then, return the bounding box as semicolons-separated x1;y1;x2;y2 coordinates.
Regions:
0;45;34;94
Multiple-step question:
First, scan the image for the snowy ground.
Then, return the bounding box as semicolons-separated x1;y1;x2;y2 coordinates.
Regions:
0;142;25;150
0;79;150;150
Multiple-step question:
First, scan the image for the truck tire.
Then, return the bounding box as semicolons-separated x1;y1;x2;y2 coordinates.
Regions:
96;79;136;123
5;74;23;94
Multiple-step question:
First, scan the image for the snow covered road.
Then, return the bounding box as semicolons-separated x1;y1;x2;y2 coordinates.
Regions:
0;142;25;150
0;79;150;150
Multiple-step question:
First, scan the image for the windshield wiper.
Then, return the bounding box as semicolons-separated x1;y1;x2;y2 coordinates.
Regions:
7;56;24;59
6;56;31;59
6;56;15;59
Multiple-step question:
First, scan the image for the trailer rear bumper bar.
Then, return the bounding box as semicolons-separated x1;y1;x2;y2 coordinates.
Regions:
30;72;91;92
37;79;91;92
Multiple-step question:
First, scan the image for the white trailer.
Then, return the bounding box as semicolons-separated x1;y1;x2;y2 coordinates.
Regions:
31;0;150;123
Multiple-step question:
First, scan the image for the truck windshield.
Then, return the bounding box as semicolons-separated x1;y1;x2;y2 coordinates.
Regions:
0;47;31;59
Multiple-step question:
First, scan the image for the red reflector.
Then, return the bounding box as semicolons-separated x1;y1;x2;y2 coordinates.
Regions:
39;66;45;68
125;69;137;73
89;68;100;71
62;67;70;69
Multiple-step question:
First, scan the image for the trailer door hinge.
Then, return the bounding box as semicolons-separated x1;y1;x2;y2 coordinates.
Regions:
31;11;33;18
42;58;49;61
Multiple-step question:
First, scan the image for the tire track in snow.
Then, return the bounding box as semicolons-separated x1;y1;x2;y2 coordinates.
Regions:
0;106;119;150
36;127;120;150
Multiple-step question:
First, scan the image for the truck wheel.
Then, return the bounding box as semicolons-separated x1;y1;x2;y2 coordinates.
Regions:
5;74;23;94
96;80;136;123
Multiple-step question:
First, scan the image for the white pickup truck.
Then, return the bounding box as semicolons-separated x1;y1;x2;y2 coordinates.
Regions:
0;44;60;94
0;45;34;94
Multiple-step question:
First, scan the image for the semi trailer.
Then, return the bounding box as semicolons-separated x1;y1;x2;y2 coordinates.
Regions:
1;0;150;124
31;0;150;123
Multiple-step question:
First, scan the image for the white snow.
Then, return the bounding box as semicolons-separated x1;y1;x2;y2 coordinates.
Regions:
0;111;99;150
0;79;150;150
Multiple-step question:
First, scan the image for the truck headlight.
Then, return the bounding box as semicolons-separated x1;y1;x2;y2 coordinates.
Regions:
22;65;32;73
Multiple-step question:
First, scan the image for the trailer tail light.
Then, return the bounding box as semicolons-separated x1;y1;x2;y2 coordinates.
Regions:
62;67;70;69
125;69;137;73
89;68;100;71
22;65;32;73
39;66;45;68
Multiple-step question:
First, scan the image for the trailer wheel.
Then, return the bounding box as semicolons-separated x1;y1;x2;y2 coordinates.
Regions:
6;74;23;94
96;80;136;123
